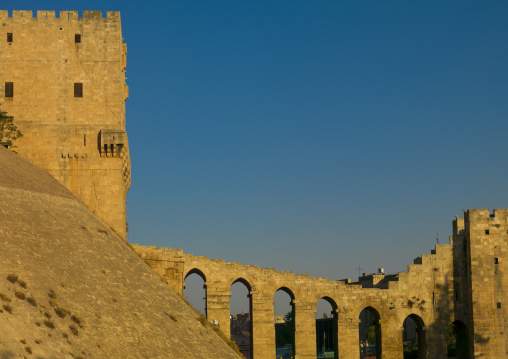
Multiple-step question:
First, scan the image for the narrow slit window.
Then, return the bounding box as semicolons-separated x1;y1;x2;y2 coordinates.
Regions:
84;134;86;146
74;83;83;98
495;258;499;264
7;33;13;43
5;82;13;98
497;302;502;309
75;34;81;43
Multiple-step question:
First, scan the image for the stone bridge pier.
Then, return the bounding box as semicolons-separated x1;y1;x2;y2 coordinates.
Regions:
293;299;316;358
207;285;232;340
251;292;276;359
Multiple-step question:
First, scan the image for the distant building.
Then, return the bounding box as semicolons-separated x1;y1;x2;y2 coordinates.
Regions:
231;313;251;358
274;314;285;324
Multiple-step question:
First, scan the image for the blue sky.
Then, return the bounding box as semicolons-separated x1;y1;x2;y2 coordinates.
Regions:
9;1;508;313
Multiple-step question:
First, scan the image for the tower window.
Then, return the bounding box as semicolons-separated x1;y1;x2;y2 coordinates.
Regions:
74;83;83;98
495;258;499;264
497;302;502;309
75;34;81;43
7;33;13;43
485;230;489;235
5;82;13;98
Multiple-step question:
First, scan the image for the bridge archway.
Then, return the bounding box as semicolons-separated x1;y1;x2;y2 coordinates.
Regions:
448;320;469;358
403;314;426;359
359;306;381;359
184;268;207;317
316;296;338;358
230;278;252;359
274;287;295;359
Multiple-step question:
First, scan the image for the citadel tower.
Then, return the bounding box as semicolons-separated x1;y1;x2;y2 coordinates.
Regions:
0;10;130;240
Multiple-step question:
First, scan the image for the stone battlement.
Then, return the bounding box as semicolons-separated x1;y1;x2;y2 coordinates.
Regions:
0;10;120;20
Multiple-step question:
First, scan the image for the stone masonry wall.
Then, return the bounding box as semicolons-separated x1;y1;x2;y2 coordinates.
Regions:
0;10;130;240
464;209;508;358
131;210;508;359
132;225;460;358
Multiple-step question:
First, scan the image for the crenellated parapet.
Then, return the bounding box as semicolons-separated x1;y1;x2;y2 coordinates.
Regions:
0;10;121;20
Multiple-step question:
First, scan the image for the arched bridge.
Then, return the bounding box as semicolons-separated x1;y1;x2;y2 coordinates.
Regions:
131;209;508;359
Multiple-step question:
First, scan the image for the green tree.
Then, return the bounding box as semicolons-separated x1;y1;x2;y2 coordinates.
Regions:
275;311;294;347
0;104;22;152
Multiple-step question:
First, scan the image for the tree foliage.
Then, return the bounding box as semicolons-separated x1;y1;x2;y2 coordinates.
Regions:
367;325;376;342
275;311;294;347
0;104;22;151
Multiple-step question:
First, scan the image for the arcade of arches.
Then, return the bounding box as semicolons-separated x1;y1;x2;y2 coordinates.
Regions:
132;209;508;358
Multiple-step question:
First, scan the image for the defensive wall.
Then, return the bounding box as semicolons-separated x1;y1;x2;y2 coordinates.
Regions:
0;10;130;240
2;9;507;359
132;209;508;359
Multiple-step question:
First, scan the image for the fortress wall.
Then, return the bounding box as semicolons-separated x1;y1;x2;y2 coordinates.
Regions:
0;10;130;240
2;9;506;358
465;209;508;358
131;228;459;359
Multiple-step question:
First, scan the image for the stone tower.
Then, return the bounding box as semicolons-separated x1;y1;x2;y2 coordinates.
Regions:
461;209;508;357
0;10;130;240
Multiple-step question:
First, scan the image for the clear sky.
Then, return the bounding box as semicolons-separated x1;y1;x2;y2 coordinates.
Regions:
9;1;508;314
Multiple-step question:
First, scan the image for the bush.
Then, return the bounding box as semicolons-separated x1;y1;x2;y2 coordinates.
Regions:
26;296;37;307
6;274;18;284
0;293;12;302
43;320;55;329
54;307;67;318
2;305;13;314
403;348;418;359
0;105;23;152
69;325;79;336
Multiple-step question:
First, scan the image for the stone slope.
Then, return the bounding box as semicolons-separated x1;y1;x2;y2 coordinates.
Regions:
0;147;241;359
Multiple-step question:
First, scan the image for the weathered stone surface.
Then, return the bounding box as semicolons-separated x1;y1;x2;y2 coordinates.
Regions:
132;210;508;359
0;147;241;359
0;10;130;240
1;9;507;359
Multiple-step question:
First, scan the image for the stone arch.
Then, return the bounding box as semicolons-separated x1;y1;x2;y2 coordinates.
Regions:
231;277;252;291
274;286;295;300
184;268;207;317
403;313;426;359
230;277;253;359
316;296;338;358
184;267;207;282
274;287;295;359
448;320;469;358
359;306;382;359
